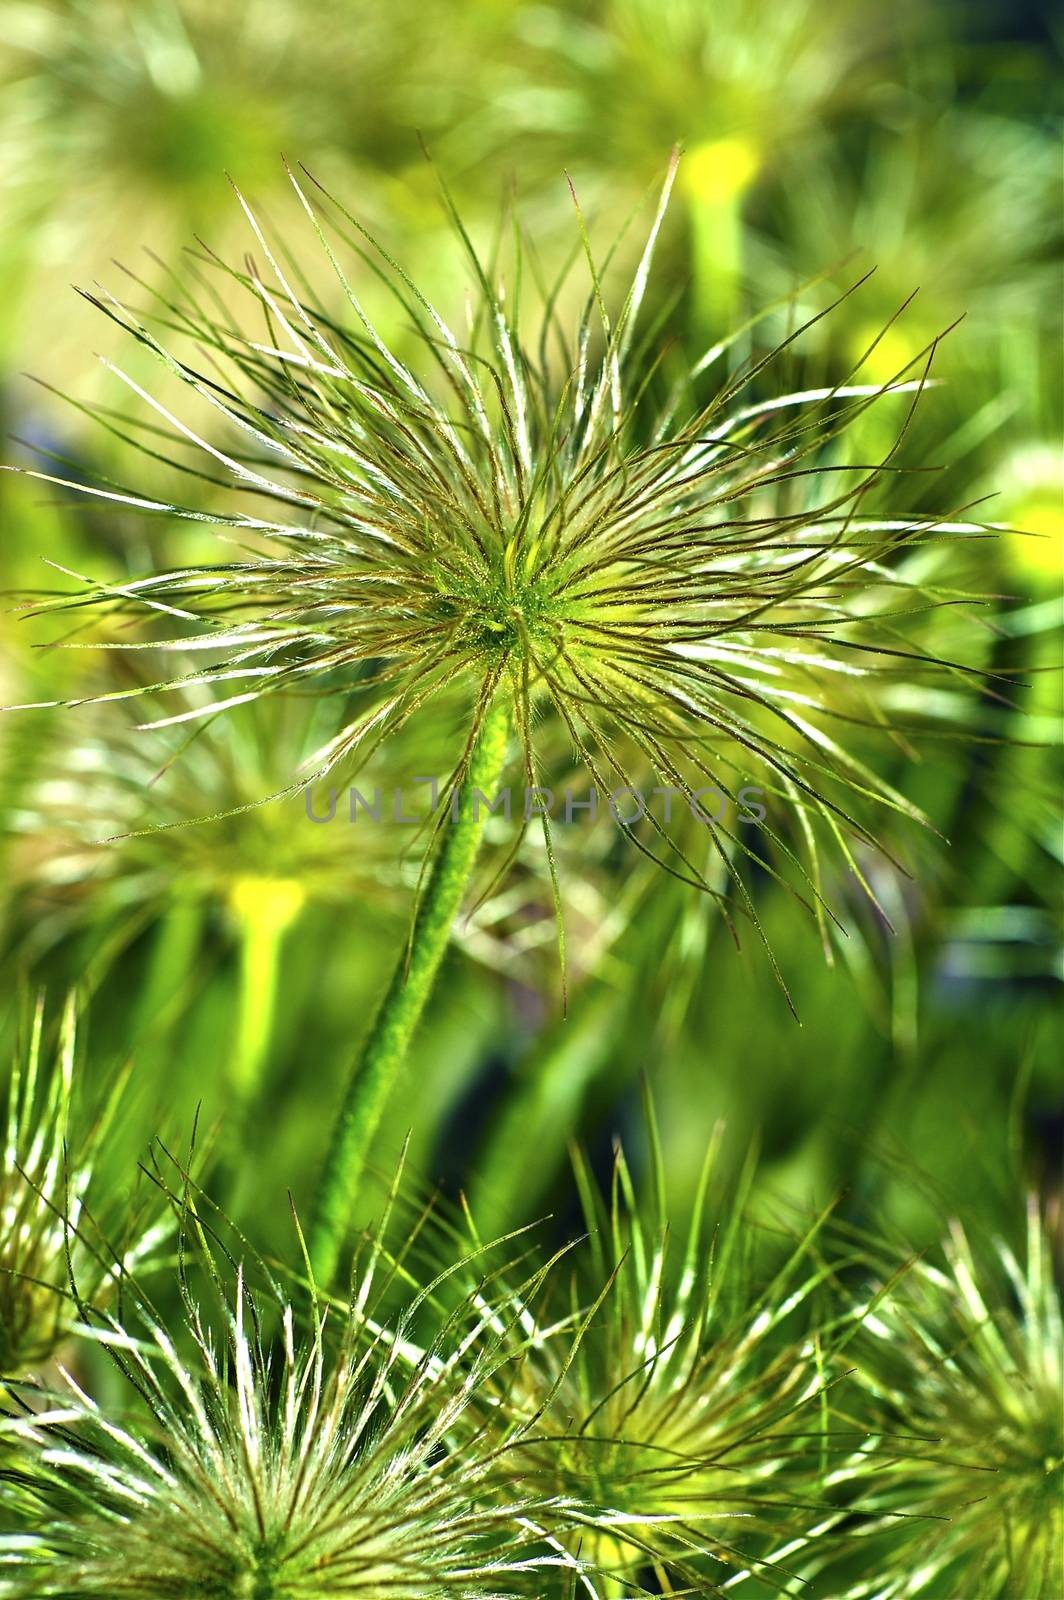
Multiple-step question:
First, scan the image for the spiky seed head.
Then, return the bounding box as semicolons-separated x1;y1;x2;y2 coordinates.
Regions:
470;1132;850;1593
1;0;501;397
818;1201;1064;1599
0;1241;594;1598
2;688;421;967
11;157;992;995
507;0;902;188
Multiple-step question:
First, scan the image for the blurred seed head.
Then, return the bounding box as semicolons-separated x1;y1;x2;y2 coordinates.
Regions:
2;690;412;968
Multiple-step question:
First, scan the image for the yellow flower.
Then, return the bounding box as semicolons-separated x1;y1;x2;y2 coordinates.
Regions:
683;135;761;204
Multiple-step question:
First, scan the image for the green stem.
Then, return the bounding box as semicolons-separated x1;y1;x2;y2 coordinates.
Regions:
310;695;509;1284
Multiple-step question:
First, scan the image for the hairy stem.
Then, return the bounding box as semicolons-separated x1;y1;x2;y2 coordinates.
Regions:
310;695;509;1284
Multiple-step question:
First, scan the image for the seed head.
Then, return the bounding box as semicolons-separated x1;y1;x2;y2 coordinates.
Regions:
12;156;990;994
0;1231;593;1597
2;689;414;968
816;1201;1064;1598
470;1126;852;1592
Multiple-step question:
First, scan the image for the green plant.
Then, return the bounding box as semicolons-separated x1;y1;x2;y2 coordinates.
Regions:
0;10;1061;1600
9;156;998;1281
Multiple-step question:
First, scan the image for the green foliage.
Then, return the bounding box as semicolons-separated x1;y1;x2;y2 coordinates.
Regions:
0;997;163;1375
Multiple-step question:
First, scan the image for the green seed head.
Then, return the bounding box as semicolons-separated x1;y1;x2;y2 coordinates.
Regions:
14;156;993;1003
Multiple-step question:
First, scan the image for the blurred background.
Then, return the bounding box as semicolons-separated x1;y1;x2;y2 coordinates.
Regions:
0;0;1060;1259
